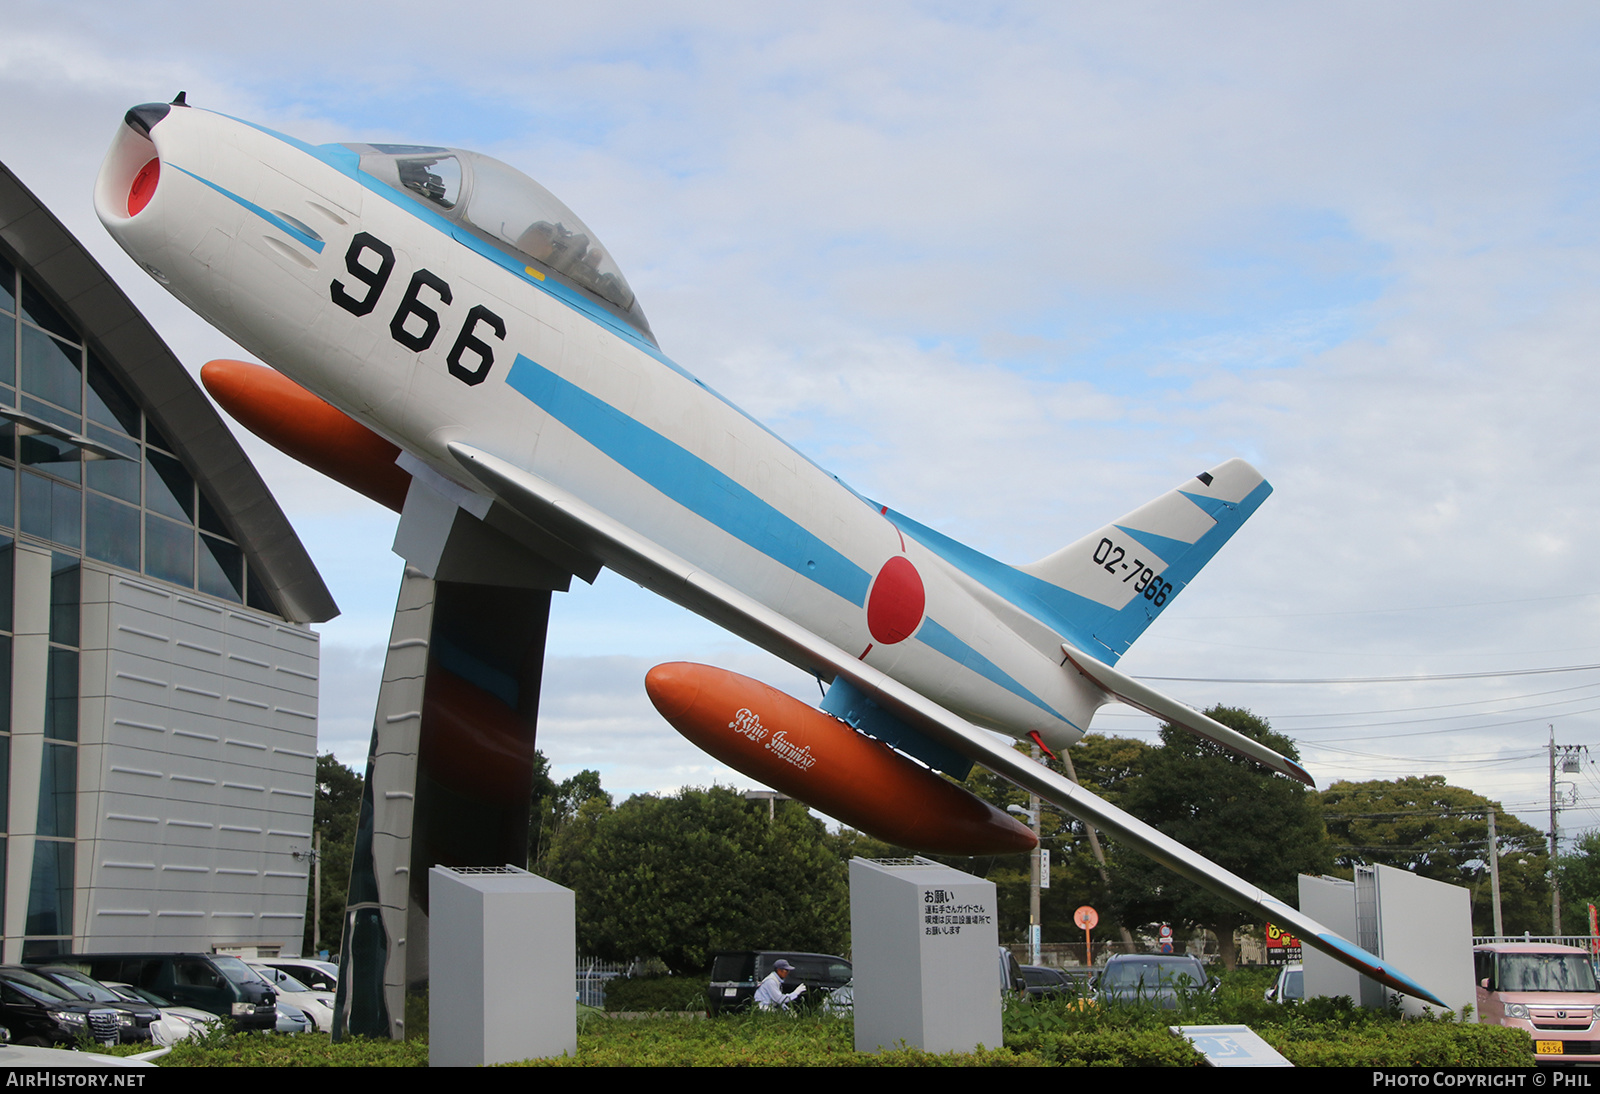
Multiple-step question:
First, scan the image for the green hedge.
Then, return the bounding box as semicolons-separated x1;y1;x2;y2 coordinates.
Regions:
72;968;1539;1066
1264;1022;1535;1067
999;983;1536;1068
602;973;708;1013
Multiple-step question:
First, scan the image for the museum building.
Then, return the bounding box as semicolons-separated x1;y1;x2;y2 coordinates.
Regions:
0;161;336;961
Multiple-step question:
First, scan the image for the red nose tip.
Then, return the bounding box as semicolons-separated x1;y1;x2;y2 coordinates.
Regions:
644;663;702;721
128;158;159;217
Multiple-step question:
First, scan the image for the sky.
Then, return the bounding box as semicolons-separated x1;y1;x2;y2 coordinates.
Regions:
1;2;1598;848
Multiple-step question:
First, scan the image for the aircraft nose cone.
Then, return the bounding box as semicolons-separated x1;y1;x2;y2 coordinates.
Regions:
645;663;703;721
124;102;171;137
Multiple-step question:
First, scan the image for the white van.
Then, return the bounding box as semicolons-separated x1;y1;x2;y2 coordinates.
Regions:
1474;942;1600;1063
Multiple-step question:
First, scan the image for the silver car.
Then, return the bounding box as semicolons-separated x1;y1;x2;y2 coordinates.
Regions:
1092;954;1217;1009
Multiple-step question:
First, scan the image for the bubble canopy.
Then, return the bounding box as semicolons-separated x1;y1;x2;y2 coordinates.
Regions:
349;143;651;340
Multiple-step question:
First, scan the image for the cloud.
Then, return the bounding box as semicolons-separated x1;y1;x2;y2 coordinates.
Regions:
3;1;1598;838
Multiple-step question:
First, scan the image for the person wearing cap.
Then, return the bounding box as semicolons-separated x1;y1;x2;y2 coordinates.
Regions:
753;959;807;1010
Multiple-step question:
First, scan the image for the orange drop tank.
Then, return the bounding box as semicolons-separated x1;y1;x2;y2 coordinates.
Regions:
200;358;411;511
645;662;1037;856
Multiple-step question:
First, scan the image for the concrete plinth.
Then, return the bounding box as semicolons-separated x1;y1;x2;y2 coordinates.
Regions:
849;856;1002;1053
429;865;575;1066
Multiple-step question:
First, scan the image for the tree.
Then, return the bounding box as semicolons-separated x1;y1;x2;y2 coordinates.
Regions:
951;739;1152;950
546;786;849;974
304;753;364;955
527;750;611;874
1111;707;1332;969
835;736;1153;953
1321;775;1548;935
1557;831;1600;926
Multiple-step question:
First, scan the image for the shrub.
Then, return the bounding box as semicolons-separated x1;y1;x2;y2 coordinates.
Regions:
602;973;707;1013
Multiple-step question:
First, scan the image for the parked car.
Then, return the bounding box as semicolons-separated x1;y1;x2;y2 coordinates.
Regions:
257;959;338;994
27;966;160;1041
1265;963;1304;1003
707;951;852;1015
0;966;133;1047
274;1000;311;1034
999;948;1026;998
28;953;276;1031
1474;942;1600;1063
102;982;220;1045
1020;964;1077;1001
248;963;334;1031
1092;954;1217;1009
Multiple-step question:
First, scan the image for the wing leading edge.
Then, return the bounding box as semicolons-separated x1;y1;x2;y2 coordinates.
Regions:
447;442;1446;1008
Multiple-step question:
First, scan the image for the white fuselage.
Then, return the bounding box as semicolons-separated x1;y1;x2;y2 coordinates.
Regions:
90;104;1461;1012
95;106;1104;749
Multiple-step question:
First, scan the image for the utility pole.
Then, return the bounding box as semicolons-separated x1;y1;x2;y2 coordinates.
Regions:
293;834;323;955
1486;808;1502;938
1059;749;1136;952
1028;742;1043;965
1005;744;1048;966
1552;729;1561;936
313;828;322;954
1550;730;1588;936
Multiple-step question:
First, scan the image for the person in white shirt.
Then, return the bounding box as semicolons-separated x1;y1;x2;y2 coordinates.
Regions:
752;959;807;1010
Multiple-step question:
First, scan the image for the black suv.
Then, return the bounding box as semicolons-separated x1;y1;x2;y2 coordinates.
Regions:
1020;964;1080;1001
28;966;162;1041
708;951;852;1015
28;953;276;1031
0;965;138;1046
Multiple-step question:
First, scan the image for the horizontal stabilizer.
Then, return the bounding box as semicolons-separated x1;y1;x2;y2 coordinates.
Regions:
448;441;1442;1009
1061;643;1314;786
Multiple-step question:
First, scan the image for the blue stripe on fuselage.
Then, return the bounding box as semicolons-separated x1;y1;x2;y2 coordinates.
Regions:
877;506;1105;654
168;164;325;253
211;110;873;515
505;355;1074;727
506;354;871;608
916;618;1080;729
211;113;1074;728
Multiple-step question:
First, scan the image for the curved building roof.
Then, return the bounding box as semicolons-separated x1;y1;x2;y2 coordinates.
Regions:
0;161;337;623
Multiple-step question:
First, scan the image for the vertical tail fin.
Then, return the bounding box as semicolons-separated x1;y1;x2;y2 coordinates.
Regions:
1016;458;1271;661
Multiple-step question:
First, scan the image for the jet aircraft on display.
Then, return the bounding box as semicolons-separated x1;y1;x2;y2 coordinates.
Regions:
94;98;1443;1006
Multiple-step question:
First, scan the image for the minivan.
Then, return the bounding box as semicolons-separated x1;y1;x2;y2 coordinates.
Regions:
1474;942;1600;1062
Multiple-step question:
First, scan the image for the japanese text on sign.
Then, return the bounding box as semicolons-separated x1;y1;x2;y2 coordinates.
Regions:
923;888;993;936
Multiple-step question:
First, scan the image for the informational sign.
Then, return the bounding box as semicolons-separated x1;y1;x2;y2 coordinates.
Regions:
1172;1024;1292;1068
922;886;993;937
1265;922;1303;964
1159;924;1173;954
850;858;1001;1054
1040;848;1050;890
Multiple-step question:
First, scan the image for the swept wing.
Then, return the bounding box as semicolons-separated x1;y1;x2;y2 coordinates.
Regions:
448;441;1446;1008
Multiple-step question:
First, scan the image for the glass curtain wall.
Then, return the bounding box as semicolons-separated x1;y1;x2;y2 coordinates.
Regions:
0;249;276;611
0;247;281;955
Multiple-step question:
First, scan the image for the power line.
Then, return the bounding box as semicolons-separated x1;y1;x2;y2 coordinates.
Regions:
1322;807;1529;820
1298;707;1600;743
1135;664;1600;685
1176;591;1600;622
1288;701;1600;738
1263;681;1600;719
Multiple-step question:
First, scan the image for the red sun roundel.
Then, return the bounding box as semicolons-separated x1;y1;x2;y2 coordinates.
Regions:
866;555;925;645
